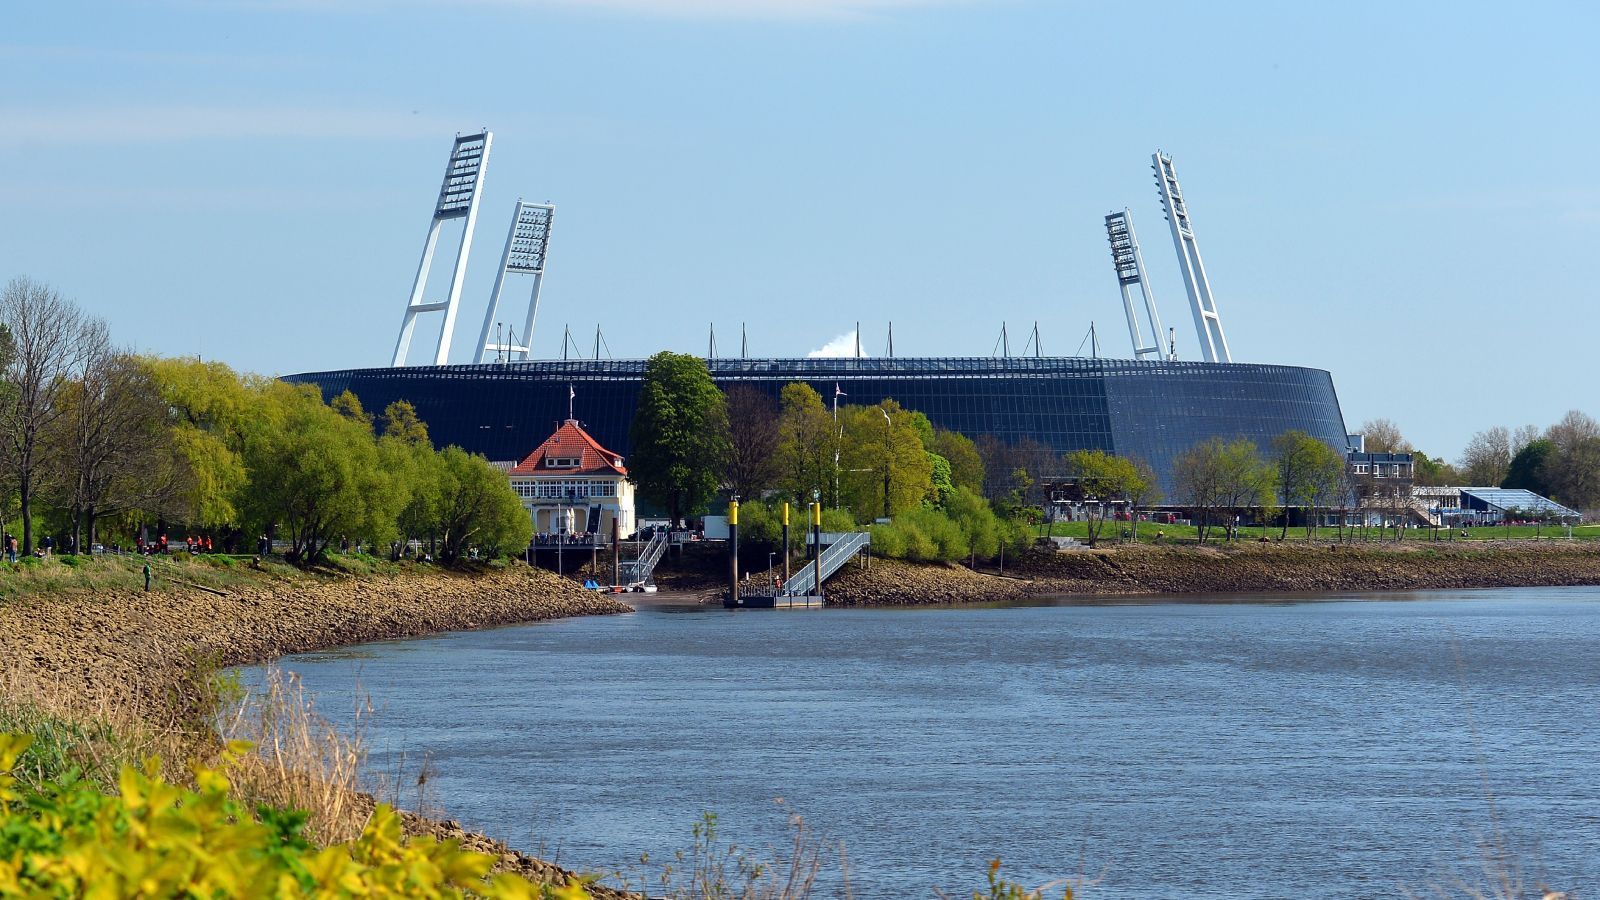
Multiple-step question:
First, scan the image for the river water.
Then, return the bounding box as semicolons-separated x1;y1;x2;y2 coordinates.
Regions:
252;587;1600;898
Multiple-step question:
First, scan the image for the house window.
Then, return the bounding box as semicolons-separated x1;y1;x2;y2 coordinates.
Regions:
546;457;579;468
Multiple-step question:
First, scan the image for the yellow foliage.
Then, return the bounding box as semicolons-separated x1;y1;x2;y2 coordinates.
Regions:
0;733;586;899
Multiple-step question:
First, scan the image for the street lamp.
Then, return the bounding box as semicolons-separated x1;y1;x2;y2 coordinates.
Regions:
879;407;892;520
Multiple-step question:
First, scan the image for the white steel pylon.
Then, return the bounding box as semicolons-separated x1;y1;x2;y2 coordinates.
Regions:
392;131;493;367
1104;209;1166;360
1152;151;1231;363
476;200;555;363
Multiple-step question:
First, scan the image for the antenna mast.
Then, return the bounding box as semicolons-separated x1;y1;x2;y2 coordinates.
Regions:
1153;151;1232;363
476;199;554;363
392;131;492;367
1105;209;1166;360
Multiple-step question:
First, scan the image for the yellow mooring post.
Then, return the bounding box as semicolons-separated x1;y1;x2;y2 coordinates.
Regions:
811;501;823;600
781;502;791;586
728;499;740;607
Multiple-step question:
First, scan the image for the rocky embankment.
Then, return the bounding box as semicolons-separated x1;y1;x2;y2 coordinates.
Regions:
1;563;636;896
825;541;1600;605
825;557;1032;605
1021;540;1600;596
0;563;631;720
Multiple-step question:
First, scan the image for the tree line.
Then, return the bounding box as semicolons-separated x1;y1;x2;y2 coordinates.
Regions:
624;351;1364;557
0;276;529;563
1357;414;1600;513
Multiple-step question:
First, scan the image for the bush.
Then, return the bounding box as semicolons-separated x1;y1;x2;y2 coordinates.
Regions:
56;555;85;568
0;733;591;898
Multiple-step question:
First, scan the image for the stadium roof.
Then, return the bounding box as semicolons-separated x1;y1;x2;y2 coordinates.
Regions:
1460;488;1580;518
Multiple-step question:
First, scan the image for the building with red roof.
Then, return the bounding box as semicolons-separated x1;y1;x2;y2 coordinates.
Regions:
507;419;635;537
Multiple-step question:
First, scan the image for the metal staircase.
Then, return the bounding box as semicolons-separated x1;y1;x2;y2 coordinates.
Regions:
779;531;870;597
618;531;668;586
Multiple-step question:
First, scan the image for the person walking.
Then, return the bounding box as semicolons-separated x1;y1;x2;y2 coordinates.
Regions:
4;533;14;564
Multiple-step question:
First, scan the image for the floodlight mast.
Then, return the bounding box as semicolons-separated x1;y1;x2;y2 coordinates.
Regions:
1153;151;1232;363
392;131;493;367
476;200;555;363
1104;209;1166;360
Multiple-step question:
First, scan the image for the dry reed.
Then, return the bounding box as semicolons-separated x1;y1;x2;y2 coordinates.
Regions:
217;665;374;845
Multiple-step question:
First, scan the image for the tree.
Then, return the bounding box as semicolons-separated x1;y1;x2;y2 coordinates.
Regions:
930;429;984;493
722;385;780;499
237;384;399;563
1503;439;1555;496
926;452;955;509
1217;439;1276;540
330;390;373;428
1174;439;1224;544
49;337;184;550
144;356;279;533
975;435;1056;503
774;383;834;506
430;446;533;561
1125;458;1162;542
1063;449;1154;546
1272;431;1346;537
1541;410;1600;512
1459;426;1513;486
0;277;94;554
838;400;933;521
379;400;431;446
1175;437;1273;543
1357;418;1411;453
1412;451;1461;487
629;352;729;527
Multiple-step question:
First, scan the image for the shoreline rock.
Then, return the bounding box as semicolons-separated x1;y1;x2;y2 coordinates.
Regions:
1;563;632;719
1;563;637;897
825;541;1600;606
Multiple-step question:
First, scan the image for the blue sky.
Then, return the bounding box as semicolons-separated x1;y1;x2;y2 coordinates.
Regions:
2;0;1596;459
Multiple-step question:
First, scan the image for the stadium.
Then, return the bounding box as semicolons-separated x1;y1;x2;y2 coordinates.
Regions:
286;135;1350;493
287;357;1347;495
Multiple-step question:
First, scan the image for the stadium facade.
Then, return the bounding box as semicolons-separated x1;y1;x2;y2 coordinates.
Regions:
284;357;1349;494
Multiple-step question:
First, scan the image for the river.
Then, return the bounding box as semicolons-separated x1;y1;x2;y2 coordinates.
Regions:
250;587;1600;898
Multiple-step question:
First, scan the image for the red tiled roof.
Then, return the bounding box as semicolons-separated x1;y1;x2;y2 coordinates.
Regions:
508;420;628;477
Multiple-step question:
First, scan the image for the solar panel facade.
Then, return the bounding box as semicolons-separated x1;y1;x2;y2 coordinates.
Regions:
284;357;1349;495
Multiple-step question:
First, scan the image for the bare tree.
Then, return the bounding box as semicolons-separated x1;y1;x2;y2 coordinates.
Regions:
1357;417;1411;453
1512;424;1542;456
722;384;780;499
0;278;93;554
1542;410;1600;512
47;334;183;550
1459;426;1513;487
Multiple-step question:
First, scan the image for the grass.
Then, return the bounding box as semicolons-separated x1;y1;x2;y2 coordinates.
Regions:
0;549;430;603
1035;520;1600;545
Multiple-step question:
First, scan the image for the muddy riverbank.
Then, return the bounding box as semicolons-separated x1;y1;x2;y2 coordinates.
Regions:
825;541;1600;605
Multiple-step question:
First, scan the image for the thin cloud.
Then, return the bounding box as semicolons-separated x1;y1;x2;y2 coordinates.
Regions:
190;0;969;20
0;105;461;147
807;331;865;358
539;0;963;18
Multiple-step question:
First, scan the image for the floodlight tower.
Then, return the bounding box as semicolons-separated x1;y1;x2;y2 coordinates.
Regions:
1104;209;1166;360
475;200;555;363
1152;151;1232;363
391;131;493;367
